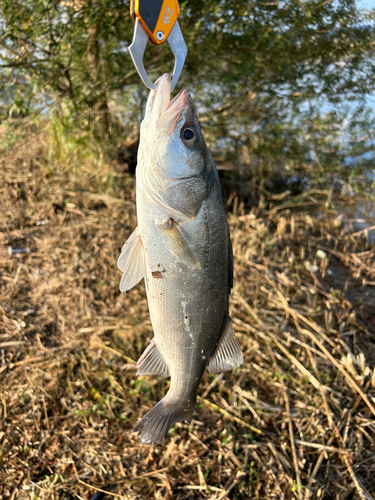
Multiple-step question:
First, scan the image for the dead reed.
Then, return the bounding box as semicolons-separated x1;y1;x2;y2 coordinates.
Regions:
0;128;374;499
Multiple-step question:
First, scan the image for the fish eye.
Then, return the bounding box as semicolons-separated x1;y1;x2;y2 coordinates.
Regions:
181;126;199;147
183;128;195;141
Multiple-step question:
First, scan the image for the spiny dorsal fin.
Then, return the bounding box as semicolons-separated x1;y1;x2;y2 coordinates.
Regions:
208;317;243;373
117;226;145;292
159;218;200;268
136;338;170;378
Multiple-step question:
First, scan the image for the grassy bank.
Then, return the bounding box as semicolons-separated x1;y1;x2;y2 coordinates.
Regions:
1;125;375;499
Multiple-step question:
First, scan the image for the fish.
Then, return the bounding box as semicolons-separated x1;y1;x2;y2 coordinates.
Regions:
117;73;243;444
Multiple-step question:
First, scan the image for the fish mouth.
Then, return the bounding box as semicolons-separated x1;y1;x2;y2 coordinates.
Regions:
154;74;189;135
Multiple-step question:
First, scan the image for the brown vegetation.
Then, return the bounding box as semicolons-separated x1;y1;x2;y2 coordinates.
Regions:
1;127;375;499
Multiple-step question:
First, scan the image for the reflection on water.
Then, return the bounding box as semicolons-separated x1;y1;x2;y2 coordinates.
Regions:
297;176;375;243
331;198;375;243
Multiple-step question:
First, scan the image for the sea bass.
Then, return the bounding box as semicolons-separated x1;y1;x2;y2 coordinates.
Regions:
118;73;243;444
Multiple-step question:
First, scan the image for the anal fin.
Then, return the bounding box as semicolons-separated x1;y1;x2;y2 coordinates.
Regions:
117;226;145;292
208;318;243;373
136;339;170;378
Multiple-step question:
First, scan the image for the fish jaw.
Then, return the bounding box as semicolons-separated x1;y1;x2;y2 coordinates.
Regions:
156;89;189;136
143;73;188;137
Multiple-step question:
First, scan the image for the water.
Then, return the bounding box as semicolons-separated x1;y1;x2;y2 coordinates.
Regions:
331;197;375;243
269;173;375;243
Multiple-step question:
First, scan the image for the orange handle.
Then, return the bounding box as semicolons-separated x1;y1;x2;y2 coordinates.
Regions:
130;0;180;45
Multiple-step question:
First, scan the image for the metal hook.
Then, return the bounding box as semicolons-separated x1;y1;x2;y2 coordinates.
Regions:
129;19;187;92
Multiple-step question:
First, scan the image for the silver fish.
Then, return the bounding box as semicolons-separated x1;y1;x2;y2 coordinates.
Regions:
118;74;243;444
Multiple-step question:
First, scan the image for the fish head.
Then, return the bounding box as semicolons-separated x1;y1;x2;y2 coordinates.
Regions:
139;74;212;217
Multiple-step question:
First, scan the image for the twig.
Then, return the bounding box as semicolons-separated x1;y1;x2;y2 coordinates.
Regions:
198;396;263;435
217;471;247;500
76;479;123;499
0;264;23;301
73;462;123;499
342;454;374;500
295;440;349;454
299;327;375;419
284;388;303;500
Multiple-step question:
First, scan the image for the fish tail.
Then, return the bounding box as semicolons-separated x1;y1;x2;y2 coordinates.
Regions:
134;397;195;444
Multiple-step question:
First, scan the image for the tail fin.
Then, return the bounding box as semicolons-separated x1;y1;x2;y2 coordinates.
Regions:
134;397;195;444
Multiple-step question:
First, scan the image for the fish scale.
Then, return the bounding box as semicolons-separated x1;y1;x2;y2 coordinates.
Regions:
117;73;243;443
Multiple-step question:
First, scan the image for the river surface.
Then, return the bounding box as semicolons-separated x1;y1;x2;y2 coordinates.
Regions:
326;196;375;243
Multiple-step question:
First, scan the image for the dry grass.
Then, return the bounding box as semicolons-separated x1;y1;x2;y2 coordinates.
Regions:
1;126;375;500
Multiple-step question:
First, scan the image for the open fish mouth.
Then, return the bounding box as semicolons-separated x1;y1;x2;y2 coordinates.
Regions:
152;74;189;135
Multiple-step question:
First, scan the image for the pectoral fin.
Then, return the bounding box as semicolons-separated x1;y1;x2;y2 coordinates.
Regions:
136;339;170;378
208;317;243;373
159;218;200;268
117;226;145;292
